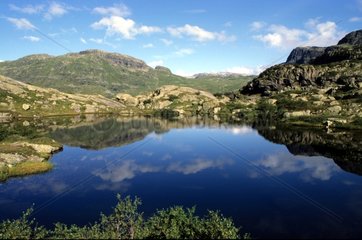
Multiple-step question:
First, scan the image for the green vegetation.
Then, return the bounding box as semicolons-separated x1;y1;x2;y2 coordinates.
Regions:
0;50;253;97
0;195;250;239
0;161;53;181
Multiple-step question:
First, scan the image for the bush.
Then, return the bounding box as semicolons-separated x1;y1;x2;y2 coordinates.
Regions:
0;195;249;239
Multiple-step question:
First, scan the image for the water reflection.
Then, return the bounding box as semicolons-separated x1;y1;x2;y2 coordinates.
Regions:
254;152;339;181
1;116;362;238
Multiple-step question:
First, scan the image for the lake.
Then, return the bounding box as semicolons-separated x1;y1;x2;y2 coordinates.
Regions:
0;116;362;238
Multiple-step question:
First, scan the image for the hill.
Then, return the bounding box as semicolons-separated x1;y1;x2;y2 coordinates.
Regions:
0;49;252;97
0;74;125;118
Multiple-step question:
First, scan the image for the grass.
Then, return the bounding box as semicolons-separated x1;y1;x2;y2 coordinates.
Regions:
0;161;53;181
8;161;53;177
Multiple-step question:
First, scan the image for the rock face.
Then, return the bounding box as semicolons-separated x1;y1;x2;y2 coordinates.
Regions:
286;47;326;64
242;29;362;95
338;30;362;45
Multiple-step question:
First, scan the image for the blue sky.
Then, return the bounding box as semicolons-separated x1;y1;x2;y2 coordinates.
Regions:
1;0;361;76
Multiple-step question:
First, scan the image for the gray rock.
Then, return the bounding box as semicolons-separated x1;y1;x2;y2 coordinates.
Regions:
338;30;362;46
286;46;326;64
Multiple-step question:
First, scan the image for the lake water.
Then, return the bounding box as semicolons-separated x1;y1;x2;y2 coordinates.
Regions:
0;116;362;238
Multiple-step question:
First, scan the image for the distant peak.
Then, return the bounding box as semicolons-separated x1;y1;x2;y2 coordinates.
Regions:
338;29;362;46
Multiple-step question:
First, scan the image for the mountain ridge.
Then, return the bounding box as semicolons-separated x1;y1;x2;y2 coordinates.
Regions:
0;49;252;97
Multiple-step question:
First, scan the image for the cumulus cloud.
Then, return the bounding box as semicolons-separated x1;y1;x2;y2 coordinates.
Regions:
23;35;40;42
6;17;36;30
167;24;236;42
9;4;44;14
226;66;264;75
148;60;164;68
91;16;161;39
254;19;345;49
44;2;68;20
174;48;194;57
142;43;154;48
93;3;131;17
80;37;87;44
250;21;266;31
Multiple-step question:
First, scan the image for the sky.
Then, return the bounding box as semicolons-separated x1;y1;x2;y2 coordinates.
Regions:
0;0;361;76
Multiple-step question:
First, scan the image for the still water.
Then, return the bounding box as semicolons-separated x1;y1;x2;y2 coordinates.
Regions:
1;116;362;238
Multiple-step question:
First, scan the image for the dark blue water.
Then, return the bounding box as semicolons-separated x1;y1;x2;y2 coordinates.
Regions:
1;118;362;238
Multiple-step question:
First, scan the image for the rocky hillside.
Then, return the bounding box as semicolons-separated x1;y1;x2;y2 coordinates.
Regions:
0;74;125;119
115;85;229;117
0;49;252;97
242;29;362;95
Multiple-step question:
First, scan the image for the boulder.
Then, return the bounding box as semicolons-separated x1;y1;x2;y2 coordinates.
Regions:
116;93;139;107
22;104;31;111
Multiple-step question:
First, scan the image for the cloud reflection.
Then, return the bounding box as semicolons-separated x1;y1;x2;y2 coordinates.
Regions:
95;157;233;184
253;152;339;181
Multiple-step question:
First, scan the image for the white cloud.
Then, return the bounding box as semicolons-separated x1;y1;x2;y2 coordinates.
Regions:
44;2;68;20
174;69;199;77
349;17;362;22
160;38;173;46
167;24;236;42
148;60;164;68
0;60;4;62
142;43;154;48
89;38;103;44
23;35;40;42
250;21;266;31
9;4;44;14
6;17;36;30
254;19;345;49
91;16;161;40
93;3;131;17
174;48;194;57
80;37;87;44
226;66;264;75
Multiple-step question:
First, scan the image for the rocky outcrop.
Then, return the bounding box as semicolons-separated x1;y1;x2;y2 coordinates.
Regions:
286;47;326;64
338;29;362;45
115;85;224;116
242;29;362;95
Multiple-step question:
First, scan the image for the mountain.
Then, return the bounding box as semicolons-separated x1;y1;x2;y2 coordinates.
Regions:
242;29;362;95
0;74;124;118
0;49;252;97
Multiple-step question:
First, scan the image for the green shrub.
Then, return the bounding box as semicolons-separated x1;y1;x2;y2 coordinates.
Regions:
0;195;249;239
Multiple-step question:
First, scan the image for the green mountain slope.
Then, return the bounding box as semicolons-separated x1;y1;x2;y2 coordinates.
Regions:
0;50;252;97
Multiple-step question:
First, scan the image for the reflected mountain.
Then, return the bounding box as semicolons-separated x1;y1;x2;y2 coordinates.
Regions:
49;117;224;149
256;127;362;176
